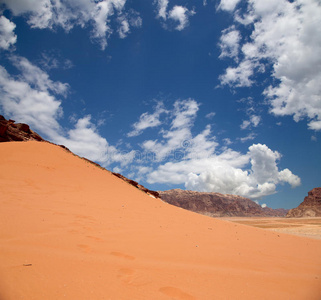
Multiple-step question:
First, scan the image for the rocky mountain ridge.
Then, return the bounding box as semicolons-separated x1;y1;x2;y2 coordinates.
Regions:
158;189;289;217
287;188;321;217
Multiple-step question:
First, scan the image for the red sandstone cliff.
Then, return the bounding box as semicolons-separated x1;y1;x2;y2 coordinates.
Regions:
0;115;43;142
287;188;321;217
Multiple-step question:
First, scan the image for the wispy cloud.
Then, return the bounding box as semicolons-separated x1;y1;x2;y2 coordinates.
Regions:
0;16;17;50
55;115;135;166
117;10;142;39
127;102;167;137
240;115;261;130
39;51;73;71
205;112;216;119
10;55;69;97
218;26;241;61
155;0;169;20
141;99;201;161
239;132;256;143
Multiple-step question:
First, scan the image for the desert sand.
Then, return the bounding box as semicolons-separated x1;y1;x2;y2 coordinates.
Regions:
1;141;321;300
224;217;321;240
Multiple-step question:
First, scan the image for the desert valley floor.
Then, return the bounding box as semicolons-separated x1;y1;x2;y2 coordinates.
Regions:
0;141;321;300
224;217;321;240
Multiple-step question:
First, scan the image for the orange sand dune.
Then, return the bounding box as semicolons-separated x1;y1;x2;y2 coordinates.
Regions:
0;141;321;300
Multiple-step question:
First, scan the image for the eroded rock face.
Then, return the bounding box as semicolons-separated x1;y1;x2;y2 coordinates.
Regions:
287;188;321;218
0;115;44;142
158;189;288;217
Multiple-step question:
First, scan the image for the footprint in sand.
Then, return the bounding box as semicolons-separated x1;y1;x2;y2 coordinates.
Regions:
110;251;135;260
77;244;92;253
86;235;103;242
159;286;195;300
112;252;153;287
117;268;135;284
118;268;135;276
117;268;151;287
75;214;96;221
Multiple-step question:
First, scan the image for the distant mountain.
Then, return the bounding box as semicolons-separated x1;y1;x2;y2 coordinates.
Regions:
287;188;321;217
262;206;289;217
158;189;288;217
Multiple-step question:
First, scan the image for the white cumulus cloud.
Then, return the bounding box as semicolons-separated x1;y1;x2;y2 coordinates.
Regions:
219;0;321;131
154;0;195;31
168;6;195;31
0;62;63;138
218;0;241;12
137;99;300;200
183;143;301;199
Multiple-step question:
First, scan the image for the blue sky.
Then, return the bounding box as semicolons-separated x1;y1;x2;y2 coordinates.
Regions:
0;0;320;209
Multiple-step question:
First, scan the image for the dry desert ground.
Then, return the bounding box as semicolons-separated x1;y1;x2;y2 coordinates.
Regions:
1;141;321;300
224;217;321;240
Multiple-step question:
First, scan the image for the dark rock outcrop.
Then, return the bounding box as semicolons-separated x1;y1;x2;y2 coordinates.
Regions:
287;188;321;217
0;115;44;142
158;189;288;217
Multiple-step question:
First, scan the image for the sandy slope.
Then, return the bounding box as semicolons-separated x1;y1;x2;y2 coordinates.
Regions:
0;141;321;300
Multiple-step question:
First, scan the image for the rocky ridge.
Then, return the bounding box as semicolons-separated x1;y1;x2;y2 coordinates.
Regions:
287;188;321;217
0;115;44;142
158;189;289;217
